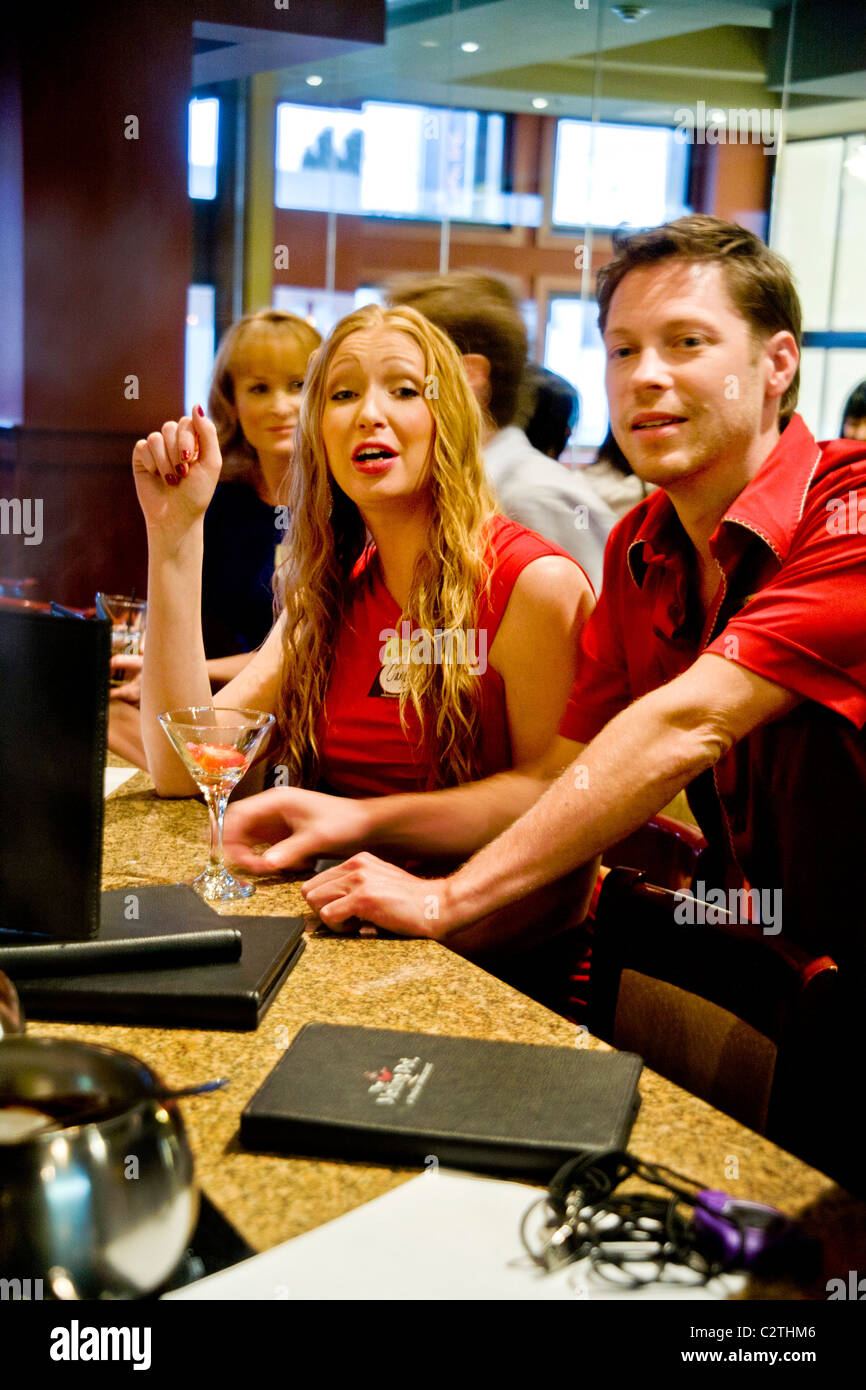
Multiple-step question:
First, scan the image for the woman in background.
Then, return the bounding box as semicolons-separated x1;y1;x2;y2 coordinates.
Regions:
108;309;321;765
199;309;321;667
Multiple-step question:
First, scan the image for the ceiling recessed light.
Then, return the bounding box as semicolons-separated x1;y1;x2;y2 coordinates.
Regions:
305;75;323;87
532;98;549;110
611;5;650;20
420;39;439;48
460;42;480;53
708;109;727;124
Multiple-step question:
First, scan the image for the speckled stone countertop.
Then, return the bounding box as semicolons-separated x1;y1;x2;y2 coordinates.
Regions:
32;769;866;1298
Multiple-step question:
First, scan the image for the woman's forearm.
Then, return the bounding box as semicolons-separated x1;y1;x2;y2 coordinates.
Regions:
140;523;213;795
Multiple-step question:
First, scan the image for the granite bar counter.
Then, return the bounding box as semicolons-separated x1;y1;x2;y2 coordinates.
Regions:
32;770;866;1297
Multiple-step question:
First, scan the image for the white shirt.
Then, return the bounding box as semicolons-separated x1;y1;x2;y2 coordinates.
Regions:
581;459;656;520
483;427;615;593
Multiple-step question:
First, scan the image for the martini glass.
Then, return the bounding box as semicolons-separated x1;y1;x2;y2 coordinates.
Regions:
158;706;275;903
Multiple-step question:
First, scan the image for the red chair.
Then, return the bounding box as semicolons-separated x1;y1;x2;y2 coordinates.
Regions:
486;815;709;1022
589;867;839;1169
602;812;707;891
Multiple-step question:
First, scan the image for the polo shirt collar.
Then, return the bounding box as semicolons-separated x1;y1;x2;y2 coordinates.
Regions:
627;414;820;589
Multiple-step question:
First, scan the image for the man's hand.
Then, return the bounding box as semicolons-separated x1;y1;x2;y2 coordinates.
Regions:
300;853;449;939
222;787;371;873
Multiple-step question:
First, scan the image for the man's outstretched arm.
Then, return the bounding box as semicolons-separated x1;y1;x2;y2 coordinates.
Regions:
302;653;801;947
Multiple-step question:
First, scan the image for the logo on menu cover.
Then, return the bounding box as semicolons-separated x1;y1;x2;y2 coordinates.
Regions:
364;1056;434;1107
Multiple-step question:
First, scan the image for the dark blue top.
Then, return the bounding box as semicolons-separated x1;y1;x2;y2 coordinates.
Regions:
201;481;281;657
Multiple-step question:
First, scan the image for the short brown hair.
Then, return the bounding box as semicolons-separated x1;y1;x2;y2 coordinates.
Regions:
596;216;802;425
386;271;527;429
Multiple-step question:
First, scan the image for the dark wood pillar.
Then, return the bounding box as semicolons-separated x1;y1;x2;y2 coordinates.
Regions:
1;4;191;601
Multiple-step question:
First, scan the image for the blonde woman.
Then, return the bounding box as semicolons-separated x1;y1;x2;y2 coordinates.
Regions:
135;305;596;950
200;308;321;666
109;310;320;763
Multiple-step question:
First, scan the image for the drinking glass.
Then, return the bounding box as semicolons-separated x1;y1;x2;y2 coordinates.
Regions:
95;593;148;685
158;706;275;903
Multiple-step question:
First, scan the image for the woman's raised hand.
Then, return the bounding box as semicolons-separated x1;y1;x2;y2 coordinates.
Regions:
132;407;223;547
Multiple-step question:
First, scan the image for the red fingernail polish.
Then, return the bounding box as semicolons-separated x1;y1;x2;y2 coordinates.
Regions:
165;473;178;486
180;449;190;463
177;462;189;477
195;404;204;418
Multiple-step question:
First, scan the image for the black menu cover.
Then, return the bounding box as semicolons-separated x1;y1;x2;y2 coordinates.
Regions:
0;605;109;940
241;1023;643;1178
13;885;307;1030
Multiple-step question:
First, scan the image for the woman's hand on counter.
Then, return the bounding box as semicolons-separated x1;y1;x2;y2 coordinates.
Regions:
109;652;143;703
222;787;373;873
301;853;454;941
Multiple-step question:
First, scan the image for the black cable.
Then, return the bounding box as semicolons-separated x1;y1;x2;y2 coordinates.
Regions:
521;1148;740;1288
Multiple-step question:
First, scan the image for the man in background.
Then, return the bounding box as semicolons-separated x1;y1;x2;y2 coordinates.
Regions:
387;271;615;592
841;380;866;441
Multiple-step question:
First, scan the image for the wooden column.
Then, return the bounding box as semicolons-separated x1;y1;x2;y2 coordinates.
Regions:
1;3;191;601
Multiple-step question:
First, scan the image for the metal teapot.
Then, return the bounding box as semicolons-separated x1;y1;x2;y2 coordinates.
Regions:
0;971;198;1299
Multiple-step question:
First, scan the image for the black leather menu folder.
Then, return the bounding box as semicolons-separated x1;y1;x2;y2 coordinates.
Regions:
0;605;109;940
240;1023;643;1178
13;886;307;1030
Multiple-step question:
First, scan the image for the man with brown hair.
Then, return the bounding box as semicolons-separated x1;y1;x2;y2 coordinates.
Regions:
386;270;615;592
295;217;866;1011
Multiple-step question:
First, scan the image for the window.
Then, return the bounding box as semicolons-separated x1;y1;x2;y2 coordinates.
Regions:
188;98;219;200
543;297;607;449
552;119;689;231
799;347;866;441
275;100;540;226
773;134;866;438
184;285;216;417
275;103;363;215
272;286;381;339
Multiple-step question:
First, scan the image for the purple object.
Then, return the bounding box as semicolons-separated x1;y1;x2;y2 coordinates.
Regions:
694;1189;802;1269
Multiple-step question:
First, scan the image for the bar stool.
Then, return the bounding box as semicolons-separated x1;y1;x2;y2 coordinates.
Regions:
588;867;839;1168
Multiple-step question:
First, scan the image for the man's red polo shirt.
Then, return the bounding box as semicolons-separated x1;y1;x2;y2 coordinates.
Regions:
560;414;866;976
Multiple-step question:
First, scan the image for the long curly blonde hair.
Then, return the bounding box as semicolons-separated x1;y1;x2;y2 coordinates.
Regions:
274;303;497;789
